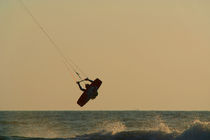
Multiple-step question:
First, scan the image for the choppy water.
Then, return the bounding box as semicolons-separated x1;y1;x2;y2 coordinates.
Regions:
0;111;210;140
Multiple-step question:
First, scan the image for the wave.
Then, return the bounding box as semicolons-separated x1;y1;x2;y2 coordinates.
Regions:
1;120;210;140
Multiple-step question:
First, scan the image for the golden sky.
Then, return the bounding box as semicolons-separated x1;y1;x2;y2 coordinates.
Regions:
1;0;210;110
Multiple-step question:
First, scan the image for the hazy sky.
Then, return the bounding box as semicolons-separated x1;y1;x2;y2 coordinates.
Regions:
1;0;210;110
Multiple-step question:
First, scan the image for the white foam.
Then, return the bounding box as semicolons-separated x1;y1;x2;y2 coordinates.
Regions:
98;121;126;135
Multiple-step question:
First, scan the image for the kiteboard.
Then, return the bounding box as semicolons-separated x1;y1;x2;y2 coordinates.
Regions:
77;78;102;107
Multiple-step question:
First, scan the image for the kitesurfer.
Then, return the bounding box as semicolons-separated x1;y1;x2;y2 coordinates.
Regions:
77;78;98;99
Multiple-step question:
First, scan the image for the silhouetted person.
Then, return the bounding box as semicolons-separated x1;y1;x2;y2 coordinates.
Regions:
77;78;98;99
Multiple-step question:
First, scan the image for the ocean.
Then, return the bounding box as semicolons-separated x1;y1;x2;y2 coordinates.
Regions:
0;111;209;140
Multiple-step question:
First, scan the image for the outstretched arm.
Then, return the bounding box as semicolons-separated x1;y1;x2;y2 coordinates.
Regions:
85;78;93;82
77;82;85;91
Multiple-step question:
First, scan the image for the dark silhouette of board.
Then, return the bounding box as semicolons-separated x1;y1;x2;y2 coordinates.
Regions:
77;78;102;107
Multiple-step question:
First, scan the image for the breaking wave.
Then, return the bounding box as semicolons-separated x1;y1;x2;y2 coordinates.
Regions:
1;119;210;140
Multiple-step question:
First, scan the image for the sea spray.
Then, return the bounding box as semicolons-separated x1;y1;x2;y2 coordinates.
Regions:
102;121;126;134
0;111;210;140
176;119;210;140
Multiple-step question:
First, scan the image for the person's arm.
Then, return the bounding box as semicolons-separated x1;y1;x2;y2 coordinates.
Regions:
77;82;85;91
85;78;93;82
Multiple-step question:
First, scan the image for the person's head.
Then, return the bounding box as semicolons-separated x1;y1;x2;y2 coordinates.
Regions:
85;84;90;89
